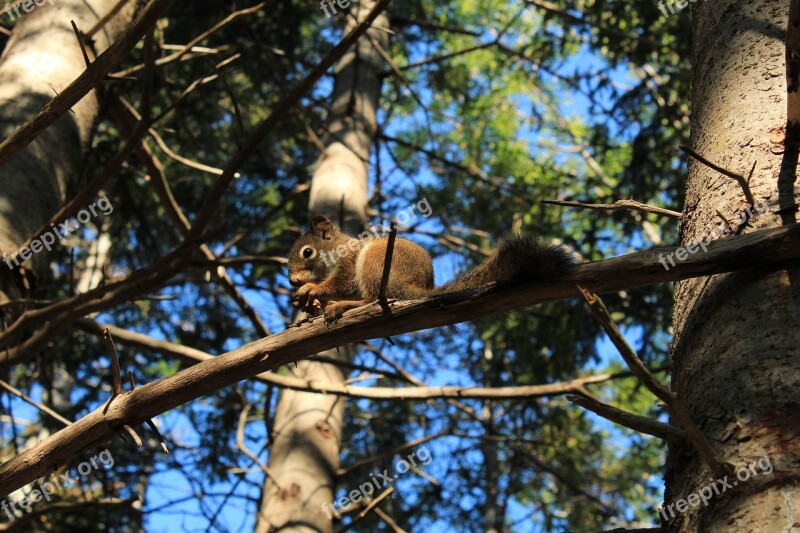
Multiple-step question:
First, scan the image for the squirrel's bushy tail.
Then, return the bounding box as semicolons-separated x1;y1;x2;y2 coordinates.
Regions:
431;236;575;295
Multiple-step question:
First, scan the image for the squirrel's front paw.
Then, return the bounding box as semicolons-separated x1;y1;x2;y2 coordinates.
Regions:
293;283;322;312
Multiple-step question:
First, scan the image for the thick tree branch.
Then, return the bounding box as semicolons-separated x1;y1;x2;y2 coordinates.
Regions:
2;223;800;495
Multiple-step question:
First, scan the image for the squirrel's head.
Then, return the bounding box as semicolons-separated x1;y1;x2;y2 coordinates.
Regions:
287;215;343;287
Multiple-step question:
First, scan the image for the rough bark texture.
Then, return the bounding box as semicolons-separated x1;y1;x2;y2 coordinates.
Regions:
254;3;388;531
665;1;800;530
0;0;134;314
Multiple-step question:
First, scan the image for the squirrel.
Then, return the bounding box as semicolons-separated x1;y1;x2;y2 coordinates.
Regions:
288;215;574;322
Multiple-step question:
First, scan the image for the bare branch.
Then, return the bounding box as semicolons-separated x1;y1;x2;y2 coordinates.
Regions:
75;318;662;402
0;379;72;427
102;329;123;396
378;220;398;305
2;223;800;493
567;394;687;445
541;198;681;219
579;288;733;478
679;145;755;206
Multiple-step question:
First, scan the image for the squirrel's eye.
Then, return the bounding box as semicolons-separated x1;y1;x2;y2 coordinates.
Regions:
300;246;317;260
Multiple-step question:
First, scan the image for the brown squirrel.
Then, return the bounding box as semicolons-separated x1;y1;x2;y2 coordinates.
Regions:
288;215;574;322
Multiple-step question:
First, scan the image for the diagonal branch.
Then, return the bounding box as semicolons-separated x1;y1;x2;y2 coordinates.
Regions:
2;223;800;494
541;198;682;219
74;318;643;401
568;393;687;445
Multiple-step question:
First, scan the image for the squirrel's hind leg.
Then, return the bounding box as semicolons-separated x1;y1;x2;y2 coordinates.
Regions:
324;299;370;322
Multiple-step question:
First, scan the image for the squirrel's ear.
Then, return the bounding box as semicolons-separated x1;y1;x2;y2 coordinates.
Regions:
311;215;333;239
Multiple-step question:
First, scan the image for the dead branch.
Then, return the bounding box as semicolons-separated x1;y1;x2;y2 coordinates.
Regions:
679;145;755;206
112;2;265;77
567;394;687;445
0;497;140;531
74;318;661;402
0;379;72;426
541;198;681;219
102;329;123;396
579;288;733;478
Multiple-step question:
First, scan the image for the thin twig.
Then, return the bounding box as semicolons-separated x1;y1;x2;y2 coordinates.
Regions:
0;379;72;426
378;220;398;306
111;2;264;77
122;425;142;447
373;507;407;533
102;329;122;396
335;486;395;533
70;20;92;68
679;145;755;206
567;393;687;445
85;0;134;38
541;198;681;219
236;404;281;487
579;287;734;478
579;288;672;403
145;419;169;453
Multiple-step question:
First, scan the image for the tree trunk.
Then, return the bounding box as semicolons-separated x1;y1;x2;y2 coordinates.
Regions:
664;1;800;530
254;3;388;531
0;0;134;317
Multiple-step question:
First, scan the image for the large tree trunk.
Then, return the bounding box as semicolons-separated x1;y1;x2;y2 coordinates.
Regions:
664;1;800;530
254;3;388;532
0;0;134;315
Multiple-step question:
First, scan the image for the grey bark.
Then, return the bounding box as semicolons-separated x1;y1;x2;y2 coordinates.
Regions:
664;1;800;531
0;0;134;310
254;3;388;532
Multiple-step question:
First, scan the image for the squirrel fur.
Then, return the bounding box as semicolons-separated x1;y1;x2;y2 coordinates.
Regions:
288;215;574;321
